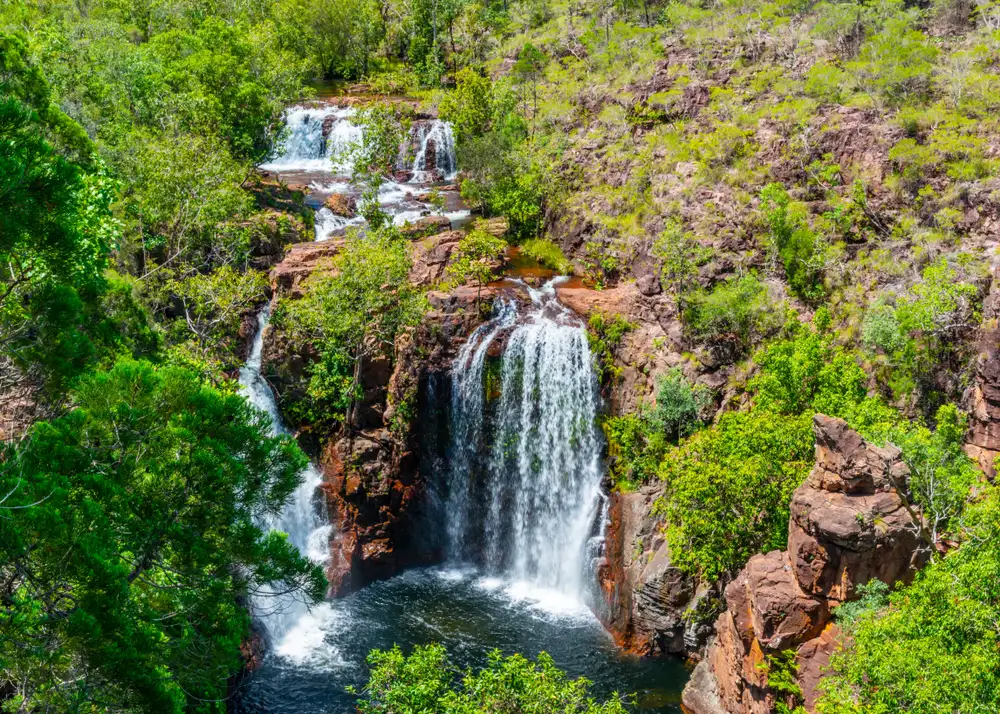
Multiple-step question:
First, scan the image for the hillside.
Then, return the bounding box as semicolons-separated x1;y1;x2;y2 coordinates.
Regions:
3;1;1000;713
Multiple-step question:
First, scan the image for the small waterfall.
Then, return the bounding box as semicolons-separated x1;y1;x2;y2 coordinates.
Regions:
262;106;361;174
239;307;332;642
410;120;457;182
445;279;605;601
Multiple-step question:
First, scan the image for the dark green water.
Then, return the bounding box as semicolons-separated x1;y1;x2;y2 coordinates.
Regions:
233;566;690;713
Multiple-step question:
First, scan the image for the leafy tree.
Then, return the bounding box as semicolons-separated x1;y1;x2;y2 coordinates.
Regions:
167;266;269;376
445;226;507;302
0;359;324;712
818;488;1000;714
652;219;708;313
513;43;546;137
354;644;629;713
759;183;824;302
276;228;426;428
656;410;815;581
891;404;981;559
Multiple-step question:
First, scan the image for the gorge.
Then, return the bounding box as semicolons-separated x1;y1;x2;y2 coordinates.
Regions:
235;106;690;713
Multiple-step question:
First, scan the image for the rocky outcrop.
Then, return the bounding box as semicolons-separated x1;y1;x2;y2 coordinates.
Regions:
324;193;356;217
682;415;924;714
965;270;1000;477
269;239;343;296
597;484;708;655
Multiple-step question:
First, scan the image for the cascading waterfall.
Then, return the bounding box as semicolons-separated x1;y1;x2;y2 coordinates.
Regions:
239;307;334;645
262;106;361;174
446;279;605;601
411;120;458;182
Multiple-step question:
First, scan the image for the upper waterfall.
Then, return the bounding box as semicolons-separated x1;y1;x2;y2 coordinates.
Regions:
445;279;605;601
262;106;361;174
409;119;457;183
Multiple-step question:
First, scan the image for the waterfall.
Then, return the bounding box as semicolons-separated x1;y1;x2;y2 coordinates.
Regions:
445;279;605;601
262;106;361;174
410;120;457;183
239;307;333;643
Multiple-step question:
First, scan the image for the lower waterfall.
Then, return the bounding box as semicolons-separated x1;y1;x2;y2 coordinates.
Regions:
234;288;688;714
446;280;605;600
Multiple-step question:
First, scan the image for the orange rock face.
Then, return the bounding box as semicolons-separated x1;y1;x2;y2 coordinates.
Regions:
682;415;926;714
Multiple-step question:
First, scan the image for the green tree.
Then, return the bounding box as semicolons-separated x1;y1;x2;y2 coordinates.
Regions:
445;226;507;302
684;273;784;361
167;266;269;376
0;359;324;712
277;228;426;428
513;43;546;137
354;644;629;713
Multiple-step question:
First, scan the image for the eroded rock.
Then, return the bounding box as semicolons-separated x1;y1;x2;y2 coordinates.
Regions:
683;415;924;714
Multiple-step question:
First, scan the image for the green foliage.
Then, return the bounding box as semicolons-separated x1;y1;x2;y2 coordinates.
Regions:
861;257;982;399
652;219;709;311
685;273;784;361
520;237;571;274
818;488;1000;714
605;369;709;490
354;644;629;714
757;650;806;714
656;410;815;581
445;226;508;299
586;311;634;388
276;228;426;428
0;359;324;712
893;404;981;555
167;266;269;377
759;183;824;302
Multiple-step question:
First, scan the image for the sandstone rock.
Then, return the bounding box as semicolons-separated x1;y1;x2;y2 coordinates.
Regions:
400;215;451;238
683;416;925;714
597;486;703;655
270;240;342;296
965;270;1000;476
409;230;464;286
324;193;356;217
738;551;827;651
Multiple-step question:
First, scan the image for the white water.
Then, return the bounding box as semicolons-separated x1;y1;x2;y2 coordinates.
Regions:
262;106;361;174
410;120;458;182
239;308;338;648
446;278;605;602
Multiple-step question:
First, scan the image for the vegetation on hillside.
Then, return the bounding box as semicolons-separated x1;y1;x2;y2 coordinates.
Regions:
4;0;1000;710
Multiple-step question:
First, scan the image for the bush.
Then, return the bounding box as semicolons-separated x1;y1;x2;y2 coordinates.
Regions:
520;237;571;274
759;183;825;302
685;274;784;360
354;644;628;714
587;312;634;388
656;410;815;581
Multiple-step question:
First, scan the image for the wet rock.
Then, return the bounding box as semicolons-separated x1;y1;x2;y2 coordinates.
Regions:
400;215;452;238
325;193;356;217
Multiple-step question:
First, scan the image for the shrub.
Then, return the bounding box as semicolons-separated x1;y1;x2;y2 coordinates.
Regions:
520;237;571;274
647;368;710;443
685;274;784;360
587;312;634;388
759;183;824;302
656;410;815;581
354;644;628;714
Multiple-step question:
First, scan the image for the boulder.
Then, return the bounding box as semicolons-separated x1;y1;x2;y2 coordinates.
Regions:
400;215;451;238
324;193;356;217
